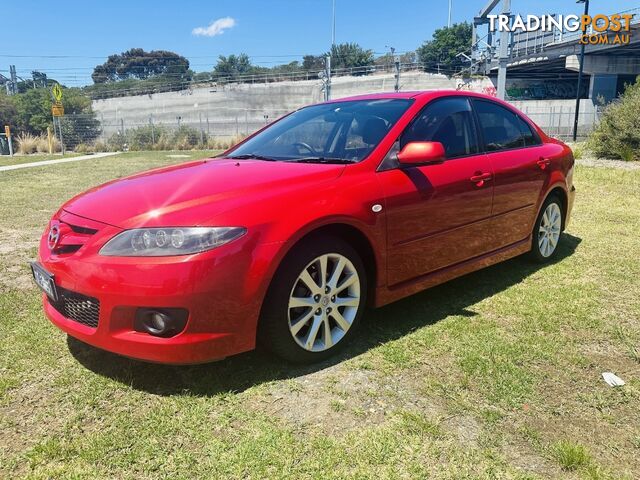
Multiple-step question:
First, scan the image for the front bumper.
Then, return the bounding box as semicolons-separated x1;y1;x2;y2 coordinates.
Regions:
38;213;280;364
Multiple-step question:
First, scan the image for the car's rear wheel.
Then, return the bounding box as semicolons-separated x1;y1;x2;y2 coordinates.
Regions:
259;236;367;363
530;194;563;262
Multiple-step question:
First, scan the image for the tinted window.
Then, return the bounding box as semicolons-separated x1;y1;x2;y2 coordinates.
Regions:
401;97;479;158
228;99;412;163
472;100;525;152
515;115;540;146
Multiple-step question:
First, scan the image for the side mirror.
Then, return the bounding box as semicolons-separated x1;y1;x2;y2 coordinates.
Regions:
397;141;445;166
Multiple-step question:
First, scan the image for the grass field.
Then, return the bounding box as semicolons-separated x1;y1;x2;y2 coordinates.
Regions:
1;151;639;479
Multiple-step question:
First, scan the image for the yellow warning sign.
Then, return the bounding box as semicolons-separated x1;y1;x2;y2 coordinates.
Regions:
52;102;64;117
52;83;63;102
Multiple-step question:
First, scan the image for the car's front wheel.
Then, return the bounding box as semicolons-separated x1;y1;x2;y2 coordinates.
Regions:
530;194;564;262
259;236;367;363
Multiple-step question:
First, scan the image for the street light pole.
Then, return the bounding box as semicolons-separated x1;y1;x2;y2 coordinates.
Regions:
325;0;335;101
331;0;336;47
448;0;452;28
572;0;590;142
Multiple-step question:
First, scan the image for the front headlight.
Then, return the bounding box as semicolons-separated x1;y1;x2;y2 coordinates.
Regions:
99;227;246;257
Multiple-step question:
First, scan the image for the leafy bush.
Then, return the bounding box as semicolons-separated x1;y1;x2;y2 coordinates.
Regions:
588;76;640;160
106;132;129;151
59;115;102;149
171;125;202;150
128;125;168;150
102;125;208;151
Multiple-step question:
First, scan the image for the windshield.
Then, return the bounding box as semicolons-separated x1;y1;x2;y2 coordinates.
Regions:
226;99;412;163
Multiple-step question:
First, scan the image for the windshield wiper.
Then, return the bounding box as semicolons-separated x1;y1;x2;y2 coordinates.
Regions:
227;153;277;161
290;157;355;164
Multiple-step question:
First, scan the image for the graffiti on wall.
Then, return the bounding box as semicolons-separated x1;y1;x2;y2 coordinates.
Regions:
506;80;589;100
455;78;497;96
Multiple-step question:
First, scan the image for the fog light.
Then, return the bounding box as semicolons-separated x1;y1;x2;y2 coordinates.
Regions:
134;308;188;337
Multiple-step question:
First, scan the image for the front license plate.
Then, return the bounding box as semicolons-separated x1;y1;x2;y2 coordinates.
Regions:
31;262;58;302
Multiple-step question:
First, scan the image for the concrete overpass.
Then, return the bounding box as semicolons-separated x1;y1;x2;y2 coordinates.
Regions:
474;6;640;101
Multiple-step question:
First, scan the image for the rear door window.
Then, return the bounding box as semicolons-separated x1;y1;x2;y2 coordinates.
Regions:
514;115;541;146
472;100;525;152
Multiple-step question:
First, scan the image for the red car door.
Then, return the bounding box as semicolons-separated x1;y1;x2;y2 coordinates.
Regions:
379;97;494;287
470;99;553;249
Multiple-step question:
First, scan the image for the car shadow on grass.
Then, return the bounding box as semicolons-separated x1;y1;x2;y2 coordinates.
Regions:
68;233;582;397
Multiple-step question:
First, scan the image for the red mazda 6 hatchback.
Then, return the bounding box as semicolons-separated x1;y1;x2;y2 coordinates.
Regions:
34;91;575;364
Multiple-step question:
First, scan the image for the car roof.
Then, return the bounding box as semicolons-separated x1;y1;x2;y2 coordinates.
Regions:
329;90;502;103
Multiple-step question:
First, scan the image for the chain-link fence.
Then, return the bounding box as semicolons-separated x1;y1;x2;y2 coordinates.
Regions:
515;102;603;140
48;100;602;154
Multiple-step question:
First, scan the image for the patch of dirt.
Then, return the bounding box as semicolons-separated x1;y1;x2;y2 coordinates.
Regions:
245;364;449;436
0;226;42;291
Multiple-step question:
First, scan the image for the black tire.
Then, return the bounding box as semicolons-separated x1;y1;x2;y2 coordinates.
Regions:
258;235;368;363
530;194;564;263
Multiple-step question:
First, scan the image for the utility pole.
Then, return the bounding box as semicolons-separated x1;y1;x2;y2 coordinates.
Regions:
388;46;400;92
326;0;335;102
331;0;336;47
572;0;590;141
448;0;452;28
7;65;18;95
496;0;511;100
324;56;332;101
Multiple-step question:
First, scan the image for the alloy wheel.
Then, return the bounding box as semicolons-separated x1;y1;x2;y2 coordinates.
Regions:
287;253;361;352
538;202;562;258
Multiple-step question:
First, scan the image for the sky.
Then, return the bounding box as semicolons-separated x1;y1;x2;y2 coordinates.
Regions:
1;0;639;86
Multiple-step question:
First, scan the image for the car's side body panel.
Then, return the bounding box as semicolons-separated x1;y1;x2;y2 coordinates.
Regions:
378;153;494;286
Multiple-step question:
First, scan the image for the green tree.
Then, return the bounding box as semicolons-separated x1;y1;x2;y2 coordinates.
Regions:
14;88;52;133
301;44;374;74
13;86;101;146
417;22;472;74
302;55;325;71
374;51;417;67
92;48;190;83
213;54;257;79
327;43;374;73
0;92;18;131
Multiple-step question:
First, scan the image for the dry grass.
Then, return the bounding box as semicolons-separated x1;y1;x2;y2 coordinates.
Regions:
15;133;39;154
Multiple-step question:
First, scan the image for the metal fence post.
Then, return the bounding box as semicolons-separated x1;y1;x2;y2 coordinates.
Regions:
57;116;66;155
199;112;204;146
150;114;155;145
47;126;53;154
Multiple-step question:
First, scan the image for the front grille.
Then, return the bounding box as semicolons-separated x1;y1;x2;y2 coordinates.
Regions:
68;223;98;235
50;287;100;328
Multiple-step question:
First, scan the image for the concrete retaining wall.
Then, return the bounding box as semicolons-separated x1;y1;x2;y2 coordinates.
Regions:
92;72;457;138
92;72;600;140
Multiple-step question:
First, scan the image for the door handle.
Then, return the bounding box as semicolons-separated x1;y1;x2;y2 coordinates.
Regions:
537;157;551;170
470;172;492;187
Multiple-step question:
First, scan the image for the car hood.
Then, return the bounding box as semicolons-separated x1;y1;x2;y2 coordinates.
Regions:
61;158;345;228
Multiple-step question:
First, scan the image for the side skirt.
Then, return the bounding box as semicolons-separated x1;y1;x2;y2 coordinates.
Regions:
373;236;532;307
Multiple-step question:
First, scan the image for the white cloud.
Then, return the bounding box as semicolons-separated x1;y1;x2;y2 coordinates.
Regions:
192;17;236;37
